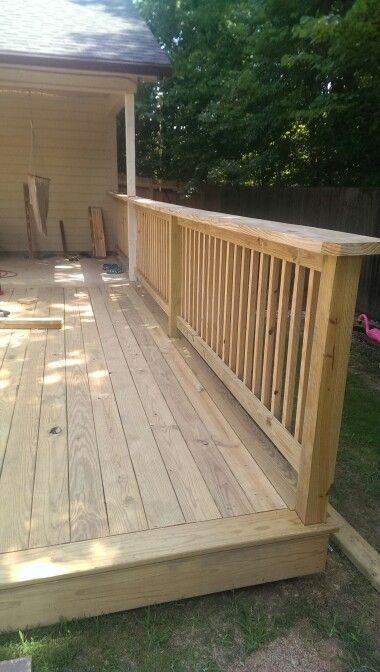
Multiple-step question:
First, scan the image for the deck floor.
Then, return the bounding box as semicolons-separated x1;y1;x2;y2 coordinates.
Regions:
0;277;286;555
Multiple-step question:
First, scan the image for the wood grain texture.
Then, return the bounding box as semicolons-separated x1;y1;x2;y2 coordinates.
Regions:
135;284;298;508
177;317;301;471
0;509;333;589
100;286;218;525
120;287;255;518
0;317;62;329
0;290;50;552
88;207;106;258
112;194;380;257
0;520;330;631
29;287;70;548
64;287;109;542
128;289;285;514
97;288;184;530
78;289;148;535
296;256;362;524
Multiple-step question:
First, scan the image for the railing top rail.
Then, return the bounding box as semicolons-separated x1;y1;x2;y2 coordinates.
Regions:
109;193;380;257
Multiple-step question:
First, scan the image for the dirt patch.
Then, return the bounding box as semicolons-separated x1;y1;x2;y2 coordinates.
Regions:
228;621;344;672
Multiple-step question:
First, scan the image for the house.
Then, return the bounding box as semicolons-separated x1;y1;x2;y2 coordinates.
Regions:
0;0;379;633
0;0;170;255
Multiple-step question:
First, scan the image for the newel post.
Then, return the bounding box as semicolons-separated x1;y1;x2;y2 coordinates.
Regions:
125;92;137;281
296;254;362;524
168;215;182;337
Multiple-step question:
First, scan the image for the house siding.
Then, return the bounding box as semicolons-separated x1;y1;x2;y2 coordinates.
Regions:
0;91;118;252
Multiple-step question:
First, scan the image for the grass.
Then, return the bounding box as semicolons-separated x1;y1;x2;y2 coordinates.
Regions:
0;559;378;672
331;333;380;550
0;333;378;671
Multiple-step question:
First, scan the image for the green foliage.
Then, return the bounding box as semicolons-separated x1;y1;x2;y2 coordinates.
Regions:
130;0;380;186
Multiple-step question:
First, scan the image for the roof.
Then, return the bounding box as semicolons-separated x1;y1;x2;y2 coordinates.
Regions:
0;0;171;76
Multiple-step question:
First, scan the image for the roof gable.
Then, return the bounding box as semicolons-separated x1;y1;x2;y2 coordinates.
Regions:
0;0;171;76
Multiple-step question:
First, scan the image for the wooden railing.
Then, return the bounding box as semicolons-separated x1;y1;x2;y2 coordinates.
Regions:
111;193;380;526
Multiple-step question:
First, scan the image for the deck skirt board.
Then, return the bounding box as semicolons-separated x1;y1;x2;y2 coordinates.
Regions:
0;509;333;631
0;510;334;589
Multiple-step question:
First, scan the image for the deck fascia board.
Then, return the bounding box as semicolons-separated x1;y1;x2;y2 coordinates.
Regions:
0;510;336;592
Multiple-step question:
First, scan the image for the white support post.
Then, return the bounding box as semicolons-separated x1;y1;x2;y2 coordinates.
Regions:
125;92;137;280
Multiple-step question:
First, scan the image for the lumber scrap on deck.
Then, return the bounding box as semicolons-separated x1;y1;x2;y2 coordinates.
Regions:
89;207;107;258
0;317;62;330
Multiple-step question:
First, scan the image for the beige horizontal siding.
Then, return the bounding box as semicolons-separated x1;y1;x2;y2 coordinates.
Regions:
0;91;118;252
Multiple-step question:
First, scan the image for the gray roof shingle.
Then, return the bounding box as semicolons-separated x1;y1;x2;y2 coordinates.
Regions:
0;0;171;76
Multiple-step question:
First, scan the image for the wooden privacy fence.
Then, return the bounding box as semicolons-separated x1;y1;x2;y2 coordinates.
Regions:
112;193;380;526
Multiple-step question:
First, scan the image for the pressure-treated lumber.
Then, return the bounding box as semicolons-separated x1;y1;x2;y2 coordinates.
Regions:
88;206;106;258
296;256;362;524
328;506;380;593
177;316;302;471
168;215;182;337
0;509;333;631
0;317;62;329
110;194;380;257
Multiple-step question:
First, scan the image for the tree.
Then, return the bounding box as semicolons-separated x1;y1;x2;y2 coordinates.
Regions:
129;0;380;187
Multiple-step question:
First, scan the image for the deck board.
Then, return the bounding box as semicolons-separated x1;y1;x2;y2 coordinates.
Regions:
116;288;254;518
29;287;70;548
64;287;109;543
0;283;287;554
77;289;148;535
0;290;50;553
99;286;220;523
124;286;285;513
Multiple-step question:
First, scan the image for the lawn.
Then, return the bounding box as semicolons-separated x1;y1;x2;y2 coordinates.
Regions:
0;334;378;672
331;333;380;551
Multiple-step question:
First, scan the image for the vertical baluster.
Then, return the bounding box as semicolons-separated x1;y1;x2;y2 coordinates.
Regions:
206;236;215;345
216;240;227;358
181;223;186;319
196;230;203;334
211;238;221;352
243;250;260;387
261;257;281;408
201;234;209;340
185;228;190;321
282;265;306;430
190;229;197;328
222;242;234;364
168;216;182;337
271;260;293;418
236;247;251;380
294;269;320;441
228;245;242;371
252;253;270;397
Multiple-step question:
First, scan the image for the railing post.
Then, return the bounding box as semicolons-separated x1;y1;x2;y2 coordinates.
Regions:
125;92;137;281
296;254;362;524
168;215;182;337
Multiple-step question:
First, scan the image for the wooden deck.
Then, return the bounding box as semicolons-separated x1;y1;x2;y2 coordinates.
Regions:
0;274;333;631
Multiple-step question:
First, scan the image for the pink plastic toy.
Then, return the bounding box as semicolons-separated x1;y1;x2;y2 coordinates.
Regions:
357;313;380;344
